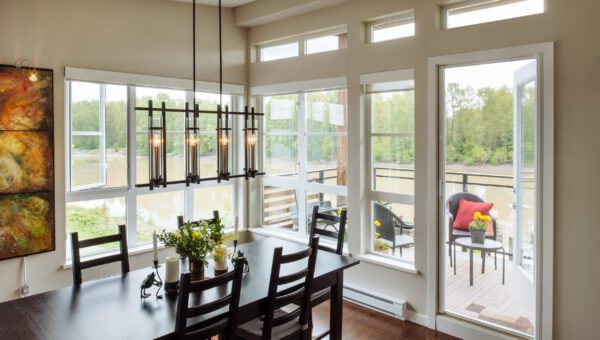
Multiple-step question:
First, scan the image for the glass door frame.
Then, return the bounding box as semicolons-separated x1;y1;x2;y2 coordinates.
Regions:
426;43;554;340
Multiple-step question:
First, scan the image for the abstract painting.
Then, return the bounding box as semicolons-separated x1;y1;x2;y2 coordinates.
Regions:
0;64;54;260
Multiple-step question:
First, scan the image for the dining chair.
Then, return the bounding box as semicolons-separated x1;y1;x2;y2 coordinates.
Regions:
70;224;129;285
177;210;220;227
174;257;246;340
306;205;347;339
236;237;320;340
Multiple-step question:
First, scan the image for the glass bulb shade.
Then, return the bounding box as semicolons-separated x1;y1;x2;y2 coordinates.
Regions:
152;136;162;147
247;132;257;145
219;132;229;146
188;135;198;146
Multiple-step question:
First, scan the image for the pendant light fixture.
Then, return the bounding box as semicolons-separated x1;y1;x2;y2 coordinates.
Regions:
135;0;264;190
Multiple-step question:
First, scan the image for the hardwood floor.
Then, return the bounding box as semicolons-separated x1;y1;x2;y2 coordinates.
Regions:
312;301;458;340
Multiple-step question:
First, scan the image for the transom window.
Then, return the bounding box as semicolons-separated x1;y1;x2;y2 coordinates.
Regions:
368;12;415;43
442;0;544;29
256;27;347;63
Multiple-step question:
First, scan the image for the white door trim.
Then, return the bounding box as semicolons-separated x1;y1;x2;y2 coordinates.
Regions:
426;42;554;340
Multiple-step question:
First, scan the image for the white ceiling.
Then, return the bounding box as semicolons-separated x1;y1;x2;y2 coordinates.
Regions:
172;0;255;8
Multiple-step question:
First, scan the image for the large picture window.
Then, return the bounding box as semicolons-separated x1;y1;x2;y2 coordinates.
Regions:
257;82;348;246
66;76;240;257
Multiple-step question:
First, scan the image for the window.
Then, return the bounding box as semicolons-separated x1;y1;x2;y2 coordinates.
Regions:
69;82;127;191
257;81;348;238
443;0;544;29
256;27;348;62
305;32;347;55
368;13;415;43
260;42;299;62
363;70;415;264
66;75;240;257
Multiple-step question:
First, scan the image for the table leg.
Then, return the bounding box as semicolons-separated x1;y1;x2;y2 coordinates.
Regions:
502;249;505;285
330;271;343;340
469;249;473;286
482;250;486;274
453;243;456;275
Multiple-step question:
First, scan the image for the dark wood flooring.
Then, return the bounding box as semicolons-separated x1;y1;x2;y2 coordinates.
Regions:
312;301;458;340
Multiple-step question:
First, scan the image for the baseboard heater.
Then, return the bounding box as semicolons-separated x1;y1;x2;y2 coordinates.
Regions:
343;283;407;320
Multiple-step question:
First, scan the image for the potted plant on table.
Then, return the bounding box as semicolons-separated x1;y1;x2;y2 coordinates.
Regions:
158;218;227;281
469;211;491;244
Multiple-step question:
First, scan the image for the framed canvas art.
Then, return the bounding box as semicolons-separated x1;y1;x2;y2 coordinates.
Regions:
0;64;55;260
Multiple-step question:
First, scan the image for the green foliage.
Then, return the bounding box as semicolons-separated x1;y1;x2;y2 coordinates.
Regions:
444;83;531;165
66;204;123;249
157;219;226;264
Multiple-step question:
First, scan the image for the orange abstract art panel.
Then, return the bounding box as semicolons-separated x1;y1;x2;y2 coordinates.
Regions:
0;64;54;260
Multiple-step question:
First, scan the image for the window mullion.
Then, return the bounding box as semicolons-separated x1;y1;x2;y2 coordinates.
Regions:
297;93;308;235
100;85;107;186
126;85;137;247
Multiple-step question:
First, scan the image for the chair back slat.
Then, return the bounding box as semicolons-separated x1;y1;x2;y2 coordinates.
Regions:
187;295;233;319
279;248;311;264
71;224;129;285
78;234;122;248
278;268;309;285
261;237;319;340
310;206;347;255
175;257;245;340
177;210;220;227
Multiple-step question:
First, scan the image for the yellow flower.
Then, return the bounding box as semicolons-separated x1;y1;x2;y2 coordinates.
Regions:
474;212;482;220
191;231;200;240
483;215;492;222
374;220;381;227
337;208;343;215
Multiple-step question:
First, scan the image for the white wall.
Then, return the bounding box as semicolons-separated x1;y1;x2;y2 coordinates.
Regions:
0;0;247;302
245;0;600;338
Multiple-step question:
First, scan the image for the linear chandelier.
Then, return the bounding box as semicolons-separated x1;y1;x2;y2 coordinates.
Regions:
136;0;264;190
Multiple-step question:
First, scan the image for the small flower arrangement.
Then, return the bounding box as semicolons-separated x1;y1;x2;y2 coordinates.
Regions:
373;220;390;252
469;212;491;232
212;232;233;263
158;219;226;265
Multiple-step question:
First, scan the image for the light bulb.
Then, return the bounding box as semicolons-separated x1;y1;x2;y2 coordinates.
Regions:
28;72;38;82
247;133;256;145
220;133;229;146
188;135;198;146
152;136;162;147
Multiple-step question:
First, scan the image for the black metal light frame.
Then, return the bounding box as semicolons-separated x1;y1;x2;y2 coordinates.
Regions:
137;0;264;190
148;101;167;190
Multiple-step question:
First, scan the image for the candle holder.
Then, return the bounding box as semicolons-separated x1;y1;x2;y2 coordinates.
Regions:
148;100;167;190
244;107;259;179
217;105;231;182
140;260;163;299
185;102;200;185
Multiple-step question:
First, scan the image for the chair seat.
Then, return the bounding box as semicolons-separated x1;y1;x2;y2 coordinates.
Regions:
236;308;307;340
451;229;471;237
394;234;414;248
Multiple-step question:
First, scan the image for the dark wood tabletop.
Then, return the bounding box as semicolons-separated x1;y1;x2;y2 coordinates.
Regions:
0;237;359;340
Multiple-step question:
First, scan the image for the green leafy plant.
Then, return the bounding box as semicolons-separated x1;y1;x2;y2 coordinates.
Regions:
157;219;226;265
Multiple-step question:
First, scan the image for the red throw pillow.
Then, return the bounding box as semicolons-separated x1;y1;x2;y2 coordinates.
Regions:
452;198;494;231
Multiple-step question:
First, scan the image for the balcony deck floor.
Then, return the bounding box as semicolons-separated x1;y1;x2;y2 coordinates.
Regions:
443;248;534;336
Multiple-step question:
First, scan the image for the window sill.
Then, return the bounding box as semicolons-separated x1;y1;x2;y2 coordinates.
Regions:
249;227;351;256
63;227;236;270
357;253;419;275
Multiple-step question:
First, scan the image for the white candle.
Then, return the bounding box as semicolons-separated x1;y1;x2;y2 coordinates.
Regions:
165;256;180;283
152;231;158;263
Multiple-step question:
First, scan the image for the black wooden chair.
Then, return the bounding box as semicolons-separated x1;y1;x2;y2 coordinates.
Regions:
174;257;246;340
446;192;497;267
236;237;320;340
306;205;347;339
177;210;220;227
70;224;129;285
373;202;414;255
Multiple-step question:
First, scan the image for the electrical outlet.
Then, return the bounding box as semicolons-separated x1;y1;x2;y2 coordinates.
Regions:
20;284;29;298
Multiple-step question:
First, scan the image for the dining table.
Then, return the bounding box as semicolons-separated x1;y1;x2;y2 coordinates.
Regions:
0;237;359;340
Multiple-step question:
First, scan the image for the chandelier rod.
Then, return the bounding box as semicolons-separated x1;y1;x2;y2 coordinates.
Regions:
219;0;223;107
193;0;196;107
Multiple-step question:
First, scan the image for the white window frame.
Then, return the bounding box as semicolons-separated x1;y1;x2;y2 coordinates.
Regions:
253;78;348;240
367;11;415;43
361;69;416;266
255;26;348;63
65;68;244;257
441;0;545;29
426;42;554;340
